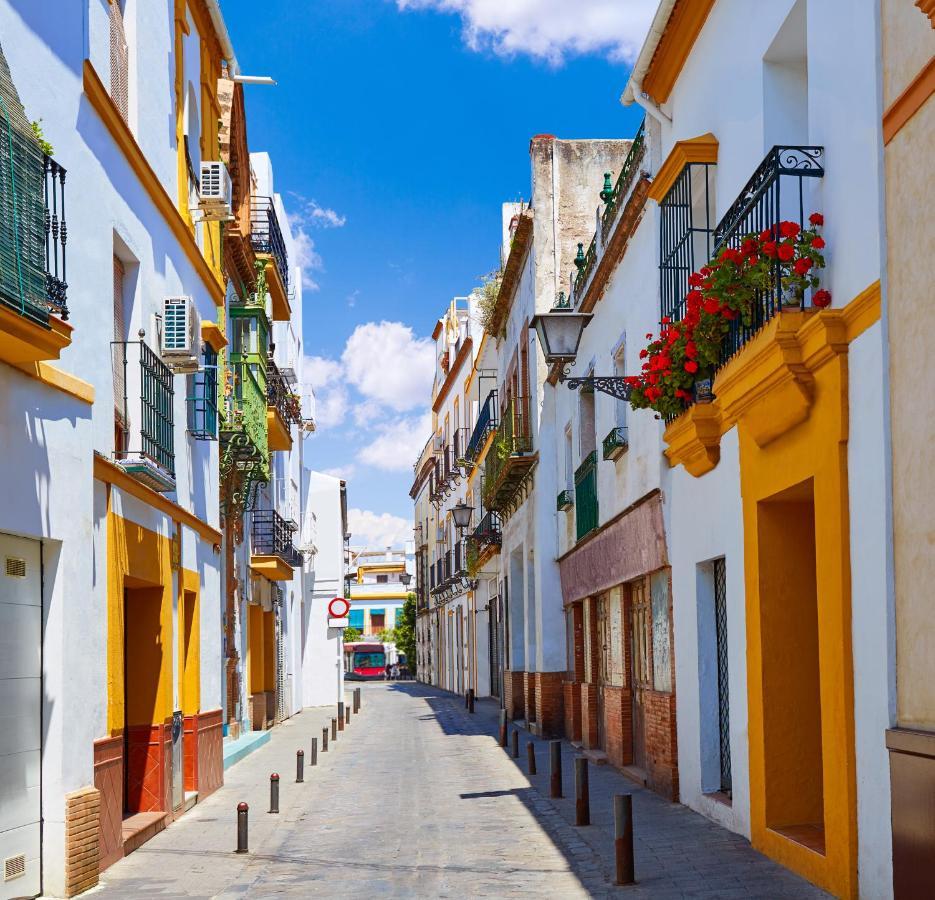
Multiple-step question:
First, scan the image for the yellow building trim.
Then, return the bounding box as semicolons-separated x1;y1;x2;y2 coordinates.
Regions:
263;610;275;691
840;279;881;343
662;403;721;476
647;133;719;202
267;407;293;452
352;592;409;601
106;506;174;735
262;258;291;322
82;60;225;307
247;603;264;695
11;359;95;404
882;54;935;145
250;555;293;581
201;320;228;351
179;566;201;716
0;305;72;365
94;454;222;544
642;0;717;105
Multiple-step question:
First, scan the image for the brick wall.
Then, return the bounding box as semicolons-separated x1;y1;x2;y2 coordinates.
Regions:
563;681;581;742
581;683;599;749
502;669;525;720
523;672;537;723
64;787;100;897
601;685;633;768
534;671;564;736
644;689;679;801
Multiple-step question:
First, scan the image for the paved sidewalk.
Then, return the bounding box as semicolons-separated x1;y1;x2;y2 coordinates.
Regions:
88;684;828;898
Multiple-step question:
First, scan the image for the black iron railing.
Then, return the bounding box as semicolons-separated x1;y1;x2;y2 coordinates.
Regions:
482;396;532;510
465;389;499;462
267;357;302;425
471;510;502;547
572;235;597;300
600;119;646;243
710;146;824;363
251;195;289;295
659;160;716;324
113;340;175;481
252;508;301;567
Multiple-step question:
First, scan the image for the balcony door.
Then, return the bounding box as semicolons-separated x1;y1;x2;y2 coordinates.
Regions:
629;577;652;773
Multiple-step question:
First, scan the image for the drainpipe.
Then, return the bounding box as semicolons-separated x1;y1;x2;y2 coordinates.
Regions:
204;0;240;77
624;79;672;126
620;0;678;125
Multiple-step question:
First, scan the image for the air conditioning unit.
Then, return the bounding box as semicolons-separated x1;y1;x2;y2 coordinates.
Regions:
198;161;233;220
161;296;200;372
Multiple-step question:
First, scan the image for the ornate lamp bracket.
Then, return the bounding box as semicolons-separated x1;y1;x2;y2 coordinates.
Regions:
561;369;633;401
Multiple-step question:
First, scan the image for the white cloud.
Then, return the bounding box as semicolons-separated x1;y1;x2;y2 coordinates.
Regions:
304;355;348;429
352;400;383;427
347;508;413;549
341;321;435;412
321;464;356;480
307;201;347;228
292;227;323;291
357;412;432;472
394;0;655;64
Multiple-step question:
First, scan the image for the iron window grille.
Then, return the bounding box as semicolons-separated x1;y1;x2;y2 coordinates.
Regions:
251;508;301;567
250;195;289;295
113;339;175;481
659;161;716;324
187;346;218;440
713;557;731;794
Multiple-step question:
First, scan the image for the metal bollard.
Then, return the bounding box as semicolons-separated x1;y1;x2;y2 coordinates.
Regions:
464;690;469;709
575;757;590;826
345;705;350;725
549;740;562;798
296;750;304;783
355;688;361;712
499;709;508;747
322;727;329;752
338;702;345;731
511;729;519;759
331;717;337;741
310;737;318;767
614;794;635;885
269;774;279;813
527;741;537;775
468;688;475;714
236;802;249;852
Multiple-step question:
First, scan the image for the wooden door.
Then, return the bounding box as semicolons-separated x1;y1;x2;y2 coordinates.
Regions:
596;595;608;749
629;578;653;772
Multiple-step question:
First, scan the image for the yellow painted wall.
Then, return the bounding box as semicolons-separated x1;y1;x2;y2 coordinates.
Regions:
106;506;174;734
179;567;201;717
263;610;275;692
248;604;264;695
736;325;857;898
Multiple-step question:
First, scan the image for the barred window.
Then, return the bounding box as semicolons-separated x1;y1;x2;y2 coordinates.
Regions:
659;163;716;323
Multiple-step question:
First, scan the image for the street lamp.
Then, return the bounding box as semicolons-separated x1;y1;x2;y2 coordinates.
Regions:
400;571;413;587
529;304;632;401
451;501;474;532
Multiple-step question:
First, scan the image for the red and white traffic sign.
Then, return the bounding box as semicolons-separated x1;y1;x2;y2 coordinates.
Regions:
328;596;351;618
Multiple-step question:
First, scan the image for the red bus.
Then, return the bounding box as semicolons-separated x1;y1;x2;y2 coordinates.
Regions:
344;642;387;680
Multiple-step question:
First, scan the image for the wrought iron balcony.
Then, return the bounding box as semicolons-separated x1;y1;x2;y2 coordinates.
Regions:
251;508;301;568
187;349;218;440
710;146;824;364
602;426;628;461
465;389;499;463
600;119;646;243
572;236;597;301
112;339;175;492
557;489;574;511
470;510;502;553
482;397;534;514
267;357;303;424
1;151;68;326
223;360;268;462
574;451;599;541
250;195;289;296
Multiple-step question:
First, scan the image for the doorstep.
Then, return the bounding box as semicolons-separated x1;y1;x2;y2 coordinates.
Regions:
122;812;168;857
580;748;608;766
184;790;198;813
223;729;271;770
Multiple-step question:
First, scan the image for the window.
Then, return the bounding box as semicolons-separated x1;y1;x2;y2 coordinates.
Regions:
763;0;808;151
659;164;716;323
376;574;388;584
650;571;672;692
187;344;218;440
599;587;625;687
370;611;386;631
578;381;596;460
348;609;364;631
613;340;628;430
109;0;129;123
112;255;128;454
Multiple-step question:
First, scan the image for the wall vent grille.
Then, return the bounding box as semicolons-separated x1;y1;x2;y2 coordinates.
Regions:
4;854;25;881
5;557;26;578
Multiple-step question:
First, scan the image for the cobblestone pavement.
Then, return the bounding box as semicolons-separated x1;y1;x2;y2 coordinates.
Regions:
89;684;829;899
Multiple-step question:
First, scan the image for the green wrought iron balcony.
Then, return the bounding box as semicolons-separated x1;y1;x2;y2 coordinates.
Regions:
602;426;629;461
574;451;599;541
223;359;269;465
482;397;535;514
112;339;176;492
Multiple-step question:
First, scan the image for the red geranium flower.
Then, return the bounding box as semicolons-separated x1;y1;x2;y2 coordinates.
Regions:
779;221;800;239
639;349;648;359
777;243;795;262
645;333;653;339
684;360;699;374
811;236;825;249
793;257;813;275
809;213;824;226
703;298;720;315
762;241;777;258
661;316;671;324
741;238;757;255
813;289;832;308
759;228;773;242
688;272;705;288
685;342;698;359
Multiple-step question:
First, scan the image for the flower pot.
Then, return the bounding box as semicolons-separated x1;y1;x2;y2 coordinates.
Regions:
693;378;715;404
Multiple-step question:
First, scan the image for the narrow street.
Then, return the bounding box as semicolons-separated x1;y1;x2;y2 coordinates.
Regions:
91;685;827;899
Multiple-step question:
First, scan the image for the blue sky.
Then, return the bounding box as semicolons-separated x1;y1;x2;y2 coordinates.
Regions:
222;0;650;546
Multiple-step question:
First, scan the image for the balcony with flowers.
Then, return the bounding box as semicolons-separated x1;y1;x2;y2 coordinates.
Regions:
482;396;535;516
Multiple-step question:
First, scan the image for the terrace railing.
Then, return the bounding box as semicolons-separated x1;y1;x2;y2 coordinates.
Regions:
465;389;499;462
250;195;289;295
